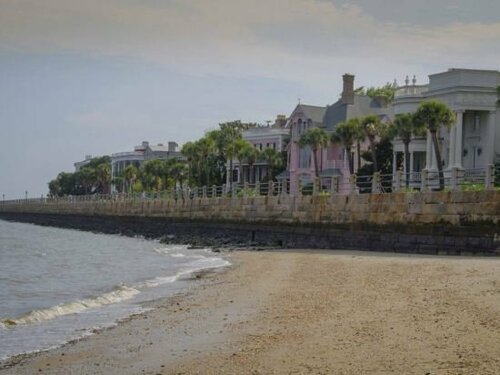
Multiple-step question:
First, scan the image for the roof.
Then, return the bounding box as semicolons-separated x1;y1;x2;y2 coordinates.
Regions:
324;95;394;131
319;168;343;177
275;170;290;179
299;104;327;125
147;145;170;152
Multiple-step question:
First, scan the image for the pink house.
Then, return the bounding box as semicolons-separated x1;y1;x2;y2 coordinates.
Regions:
286;74;393;194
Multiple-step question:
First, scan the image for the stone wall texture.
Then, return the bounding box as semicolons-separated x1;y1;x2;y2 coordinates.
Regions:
1;191;499;255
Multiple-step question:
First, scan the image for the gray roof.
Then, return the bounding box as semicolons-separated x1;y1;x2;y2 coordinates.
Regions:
319;168;343;177
324;95;394;131
297;104;327;125
275;170;290;179
147;145;170;152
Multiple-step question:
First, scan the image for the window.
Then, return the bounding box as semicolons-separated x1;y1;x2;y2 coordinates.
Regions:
299;146;311;169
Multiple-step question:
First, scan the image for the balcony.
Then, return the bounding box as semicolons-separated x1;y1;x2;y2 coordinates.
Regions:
394;85;429;99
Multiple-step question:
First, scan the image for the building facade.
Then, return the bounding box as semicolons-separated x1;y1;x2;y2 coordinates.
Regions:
111;141;182;192
227;115;290;185
286;74;393;194
392;68;499;182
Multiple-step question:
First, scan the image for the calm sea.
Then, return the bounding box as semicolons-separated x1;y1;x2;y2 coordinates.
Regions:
0;220;229;361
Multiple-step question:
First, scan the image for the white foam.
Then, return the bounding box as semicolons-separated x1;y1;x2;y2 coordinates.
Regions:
170;253;186;258
3;286;140;326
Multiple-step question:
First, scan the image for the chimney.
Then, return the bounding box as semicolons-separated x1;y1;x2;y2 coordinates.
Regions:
341;74;355;105
168;141;178;152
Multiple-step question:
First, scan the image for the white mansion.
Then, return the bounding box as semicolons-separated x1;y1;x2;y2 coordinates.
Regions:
392;68;499;178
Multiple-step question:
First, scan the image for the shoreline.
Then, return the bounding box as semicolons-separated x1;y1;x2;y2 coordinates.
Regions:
0;261;233;371
1;249;499;374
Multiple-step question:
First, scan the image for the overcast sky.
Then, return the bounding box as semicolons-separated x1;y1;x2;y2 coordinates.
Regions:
0;0;499;198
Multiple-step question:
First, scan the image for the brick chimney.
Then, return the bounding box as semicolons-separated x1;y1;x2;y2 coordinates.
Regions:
341;74;355;105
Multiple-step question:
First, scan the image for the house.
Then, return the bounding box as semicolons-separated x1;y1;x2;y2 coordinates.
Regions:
111;141;183;192
228;115;290;185
392;68;499;183
74;155;94;172
286;74;394;194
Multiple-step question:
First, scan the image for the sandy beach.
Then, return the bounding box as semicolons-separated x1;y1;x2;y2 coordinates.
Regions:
1;250;499;375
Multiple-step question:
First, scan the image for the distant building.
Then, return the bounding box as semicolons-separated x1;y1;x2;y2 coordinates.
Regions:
74;155;94;172
111;141;183;192
392;68;499;180
286;74;393;194
227;115;290;185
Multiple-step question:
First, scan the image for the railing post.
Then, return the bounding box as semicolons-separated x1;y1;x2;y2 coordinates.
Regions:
349;174;357;194
296;179;301;196
485;164;494;190
451;167;458;191
313;177;320;196
202;186;207;199
421;170;428;192
372;172;381;193
331;176;339;194
255;181;261;196
394;169;402;192
268;181;274;197
212;185;217;198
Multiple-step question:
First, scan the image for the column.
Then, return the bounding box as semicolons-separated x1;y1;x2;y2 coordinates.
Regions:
486;111;497;164
430;134;437;171
448;125;456;168
392;151;397;176
454;110;464;169
425;130;432;170
409;152;414;176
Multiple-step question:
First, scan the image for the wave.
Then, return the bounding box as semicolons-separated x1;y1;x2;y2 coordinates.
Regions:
137;257;230;288
2;256;230;328
3;286;140;327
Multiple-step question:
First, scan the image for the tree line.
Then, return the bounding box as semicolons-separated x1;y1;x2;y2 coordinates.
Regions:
48;121;286;196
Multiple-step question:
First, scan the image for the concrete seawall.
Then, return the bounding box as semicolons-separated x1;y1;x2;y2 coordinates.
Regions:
1;191;499;255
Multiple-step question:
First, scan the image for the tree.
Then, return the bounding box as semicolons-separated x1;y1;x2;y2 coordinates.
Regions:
389;113;426;187
413;101;455;190
181;142;197;187
360;115;387;172
95;163;111;194
234;139;254;185
194;137;216;186
260;148;283;181
299;127;330;178
239;146;260;184
331;119;361;175
77;167;96;194
141;159;167;191
123;165;138;193
166;159;188;189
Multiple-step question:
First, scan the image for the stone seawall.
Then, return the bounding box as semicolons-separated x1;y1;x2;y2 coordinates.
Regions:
1;191;499;255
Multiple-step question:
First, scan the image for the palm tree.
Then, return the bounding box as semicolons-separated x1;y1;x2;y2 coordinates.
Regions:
260;147;283;181
331;120;359;175
413;101;455;190
95;163;111;194
166;160;187;189
360;115;386;172
299;127;330;178
195;137;216;186
225;139;240;188
181;141;197;186
234;139;254;185
239;146;260;184
389;113;425;187
123;164;138;193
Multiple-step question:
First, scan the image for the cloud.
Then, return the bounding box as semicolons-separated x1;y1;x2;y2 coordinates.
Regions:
1;0;498;85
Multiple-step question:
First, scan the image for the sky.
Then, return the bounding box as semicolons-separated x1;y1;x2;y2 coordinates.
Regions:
0;0;499;198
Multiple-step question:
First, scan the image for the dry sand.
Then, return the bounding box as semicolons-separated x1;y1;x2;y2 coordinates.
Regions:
1;250;499;375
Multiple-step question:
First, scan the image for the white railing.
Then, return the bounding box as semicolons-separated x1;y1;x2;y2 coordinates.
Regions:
1;166;497;206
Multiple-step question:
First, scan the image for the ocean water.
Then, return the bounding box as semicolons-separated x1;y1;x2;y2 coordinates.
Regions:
0;220;229;361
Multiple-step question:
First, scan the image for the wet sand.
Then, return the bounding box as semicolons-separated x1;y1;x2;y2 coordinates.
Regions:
1;250;499;374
